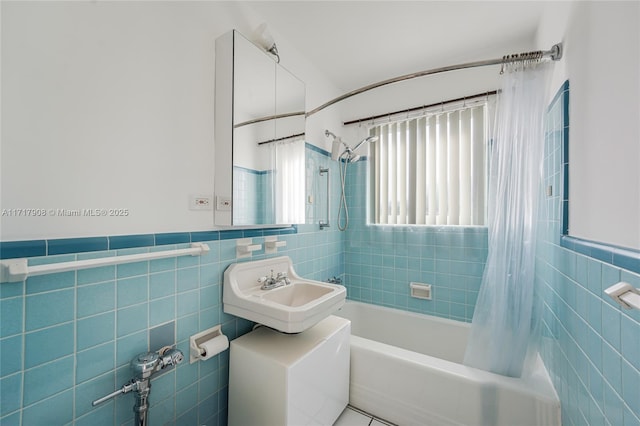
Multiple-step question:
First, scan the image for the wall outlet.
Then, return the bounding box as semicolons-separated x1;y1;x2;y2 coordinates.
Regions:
216;196;232;211
189;195;213;211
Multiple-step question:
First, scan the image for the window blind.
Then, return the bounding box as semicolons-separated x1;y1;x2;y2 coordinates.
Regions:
370;105;487;226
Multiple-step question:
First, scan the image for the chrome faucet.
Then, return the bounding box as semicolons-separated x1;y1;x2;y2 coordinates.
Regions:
92;347;184;426
258;269;291;290
327;276;342;284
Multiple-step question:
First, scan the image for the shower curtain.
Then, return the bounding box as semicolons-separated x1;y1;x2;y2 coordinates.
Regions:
463;60;552;378
272;139;305;224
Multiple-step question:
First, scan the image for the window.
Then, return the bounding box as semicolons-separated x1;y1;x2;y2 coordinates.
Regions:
369;104;488;226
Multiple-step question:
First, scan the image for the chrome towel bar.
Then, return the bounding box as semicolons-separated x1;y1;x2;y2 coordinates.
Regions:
319;167;330;230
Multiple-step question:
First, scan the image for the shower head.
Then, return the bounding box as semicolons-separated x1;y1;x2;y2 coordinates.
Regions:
352;135;379;152
325;130;377;163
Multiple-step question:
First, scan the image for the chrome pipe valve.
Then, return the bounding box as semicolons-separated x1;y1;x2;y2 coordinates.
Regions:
91;346;184;408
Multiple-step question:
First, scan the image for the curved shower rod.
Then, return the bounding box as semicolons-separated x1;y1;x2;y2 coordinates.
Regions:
305;43;562;117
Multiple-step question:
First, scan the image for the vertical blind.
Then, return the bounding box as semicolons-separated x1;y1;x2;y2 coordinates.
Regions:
370;104;487;226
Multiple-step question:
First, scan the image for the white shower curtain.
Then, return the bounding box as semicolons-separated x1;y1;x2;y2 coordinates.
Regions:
463;60;552;377
272;139;305;224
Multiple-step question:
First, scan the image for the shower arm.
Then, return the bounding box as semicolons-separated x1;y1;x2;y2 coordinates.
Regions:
325;130;348;148
351;135;378;152
325;130;378;158
306;43;562;117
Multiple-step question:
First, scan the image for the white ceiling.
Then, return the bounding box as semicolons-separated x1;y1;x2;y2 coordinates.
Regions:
248;1;548;93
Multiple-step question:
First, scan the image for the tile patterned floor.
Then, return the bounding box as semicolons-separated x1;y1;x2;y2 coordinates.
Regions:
333;406;396;426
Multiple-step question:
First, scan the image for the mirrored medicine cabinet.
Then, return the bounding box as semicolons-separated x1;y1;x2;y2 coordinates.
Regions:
214;30;306;226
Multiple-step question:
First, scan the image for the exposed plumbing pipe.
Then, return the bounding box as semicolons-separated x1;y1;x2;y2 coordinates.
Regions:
92;347;184;426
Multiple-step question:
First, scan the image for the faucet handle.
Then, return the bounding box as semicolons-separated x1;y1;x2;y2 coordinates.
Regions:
92;380;136;406
159;347;184;367
276;272;291;285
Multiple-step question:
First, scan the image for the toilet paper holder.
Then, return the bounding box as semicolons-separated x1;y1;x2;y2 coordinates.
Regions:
189;325;229;364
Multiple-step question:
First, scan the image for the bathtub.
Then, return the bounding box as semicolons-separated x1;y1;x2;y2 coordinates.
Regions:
334;301;560;426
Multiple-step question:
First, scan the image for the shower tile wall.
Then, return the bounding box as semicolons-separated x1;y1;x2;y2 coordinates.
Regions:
232;167;273;225
0;145;344;425
343;161;488;322
304;143;345;277
232;166;260;224
537;82;640;426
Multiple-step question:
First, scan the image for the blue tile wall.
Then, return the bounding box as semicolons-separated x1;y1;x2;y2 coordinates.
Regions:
341;158;488;322
537;81;640;426
0;144;346;425
304;143;346;276
232;166;275;225
0;225;344;425
232;166;261;225
259;170;275;225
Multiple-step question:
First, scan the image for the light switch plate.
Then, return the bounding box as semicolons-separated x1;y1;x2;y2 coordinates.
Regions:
189;195;213;211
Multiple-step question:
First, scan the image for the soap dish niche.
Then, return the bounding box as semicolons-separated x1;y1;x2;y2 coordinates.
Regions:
236;238;261;259
264;236;286;254
410;282;432;300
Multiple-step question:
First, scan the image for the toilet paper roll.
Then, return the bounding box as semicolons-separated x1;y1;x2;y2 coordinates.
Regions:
198;335;229;361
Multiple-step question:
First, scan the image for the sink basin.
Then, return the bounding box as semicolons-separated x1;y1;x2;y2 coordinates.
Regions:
262;283;333;307
223;256;346;333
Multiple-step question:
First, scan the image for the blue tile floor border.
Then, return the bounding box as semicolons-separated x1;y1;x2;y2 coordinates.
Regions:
305;142;330;157
190;231;221;243
0;226;298;260
154;232;191;246
218;230;244;241
48;237;109;255
233;165;270;175
561;236;640;274
109;234;155;250
0;240;47;259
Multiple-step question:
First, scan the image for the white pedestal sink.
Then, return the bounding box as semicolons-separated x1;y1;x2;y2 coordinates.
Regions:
223;256;346;333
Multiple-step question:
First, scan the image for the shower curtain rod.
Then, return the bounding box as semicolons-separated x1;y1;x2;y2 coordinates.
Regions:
305;43;562;117
234;111;306;129
343;90;497;126
257;132;305;146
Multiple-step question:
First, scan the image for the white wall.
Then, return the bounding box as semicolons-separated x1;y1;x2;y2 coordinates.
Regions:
537;1;640;250
0;1;342;240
